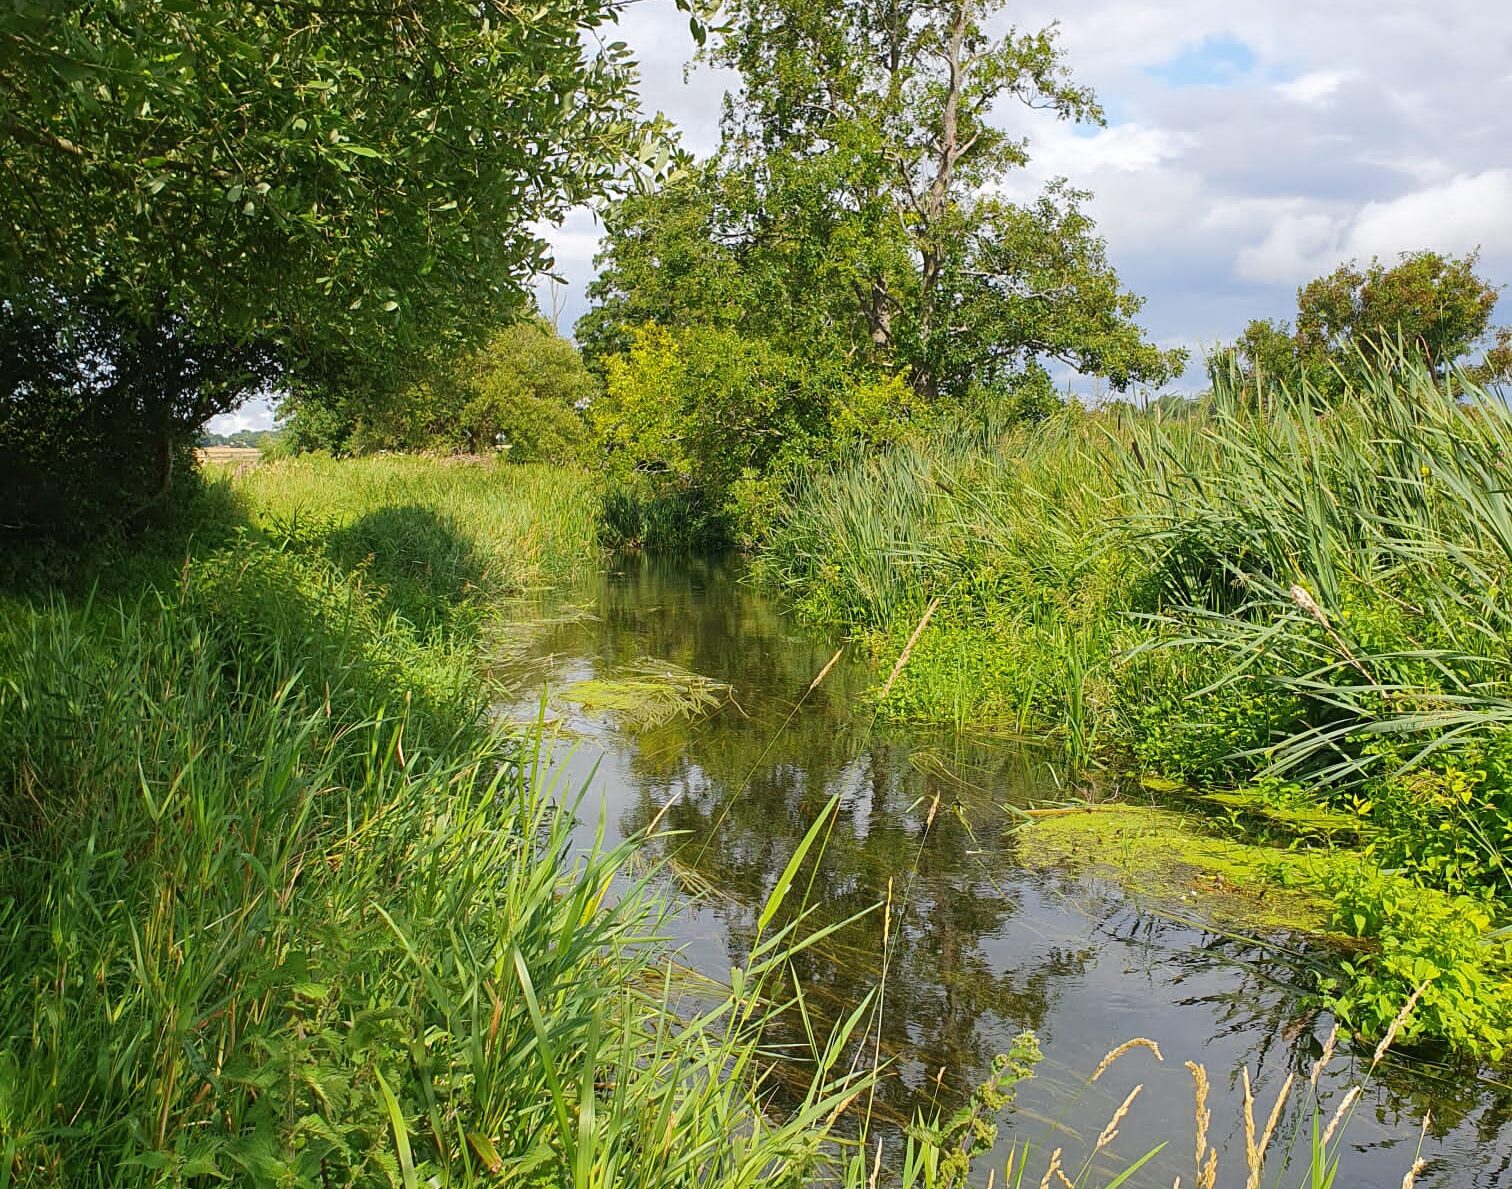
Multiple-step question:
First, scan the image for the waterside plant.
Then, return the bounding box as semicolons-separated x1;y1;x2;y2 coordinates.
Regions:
757;356;1512;1056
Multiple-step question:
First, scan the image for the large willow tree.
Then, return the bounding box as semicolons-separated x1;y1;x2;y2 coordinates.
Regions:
0;0;672;532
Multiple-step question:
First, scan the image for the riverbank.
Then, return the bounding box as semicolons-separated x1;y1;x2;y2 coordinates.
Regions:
0;453;1456;1186
0;463;871;1185
755;360;1512;1058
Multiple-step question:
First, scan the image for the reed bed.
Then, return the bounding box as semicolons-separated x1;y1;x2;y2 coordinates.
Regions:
758;357;1512;1053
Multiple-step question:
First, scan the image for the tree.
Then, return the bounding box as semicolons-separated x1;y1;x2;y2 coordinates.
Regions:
0;288;280;536
454;320;598;459
584;0;1184;405
0;0;678;532
1217;251;1508;401
281;318;597;460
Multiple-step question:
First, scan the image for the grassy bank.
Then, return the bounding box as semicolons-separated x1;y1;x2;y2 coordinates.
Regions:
0;461;882;1186
757;359;1512;1057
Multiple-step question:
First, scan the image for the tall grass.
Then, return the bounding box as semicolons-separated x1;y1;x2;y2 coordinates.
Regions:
1118;360;1512;782
0;467;877;1186
231;454;603;601
762;355;1512;793
759;357;1512;1052
0;590;878;1185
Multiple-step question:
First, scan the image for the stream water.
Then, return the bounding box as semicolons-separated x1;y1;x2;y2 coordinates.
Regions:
491;553;1512;1187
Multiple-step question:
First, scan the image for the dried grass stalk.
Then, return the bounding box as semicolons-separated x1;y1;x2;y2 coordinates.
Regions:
1090;1037;1164;1083
1322;1085;1363;1148
1240;1066;1294;1189
1309;1024;1339;1090
1038;1147;1064;1189
1186;1061;1217;1189
1372;982;1428;1069
879;597;941;699
1095;1084;1143;1152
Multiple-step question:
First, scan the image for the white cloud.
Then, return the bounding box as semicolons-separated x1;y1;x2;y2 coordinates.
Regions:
1235;211;1349;283
1347;170;1512;259
208;398;277;434
1235;170;1512;283
1034;122;1193;176
1275;69;1358;105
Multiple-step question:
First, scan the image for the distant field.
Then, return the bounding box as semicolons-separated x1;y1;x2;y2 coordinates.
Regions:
198;446;262;466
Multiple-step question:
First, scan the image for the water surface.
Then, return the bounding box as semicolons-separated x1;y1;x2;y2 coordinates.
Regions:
491;554;1512;1187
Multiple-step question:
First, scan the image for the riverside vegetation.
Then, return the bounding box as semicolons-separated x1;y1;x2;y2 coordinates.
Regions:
1;0;1496;1182
756;356;1512;1058
0;455;1440;1186
0;461;878;1185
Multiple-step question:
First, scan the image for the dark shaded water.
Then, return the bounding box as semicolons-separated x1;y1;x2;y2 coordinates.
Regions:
491;554;1512;1187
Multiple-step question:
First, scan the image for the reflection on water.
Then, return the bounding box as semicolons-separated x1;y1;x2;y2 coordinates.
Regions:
490;554;1512;1187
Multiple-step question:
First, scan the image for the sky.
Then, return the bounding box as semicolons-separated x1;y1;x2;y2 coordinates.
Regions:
213;0;1512;430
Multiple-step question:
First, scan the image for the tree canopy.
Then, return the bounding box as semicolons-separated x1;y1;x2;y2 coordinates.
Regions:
283;317;596;460
1;0;676;533
1216;251;1510;399
1;1;656;371
582;0;1184;404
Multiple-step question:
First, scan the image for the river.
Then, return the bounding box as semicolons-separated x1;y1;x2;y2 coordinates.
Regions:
491;553;1512;1188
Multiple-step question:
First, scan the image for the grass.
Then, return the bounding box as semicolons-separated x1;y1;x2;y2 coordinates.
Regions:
0;450;1438;1187
232;454;603;607
757;355;1512;1055
561;660;736;731
0;464;878;1187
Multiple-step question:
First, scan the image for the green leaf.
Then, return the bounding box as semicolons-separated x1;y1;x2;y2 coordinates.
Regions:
757;794;837;934
373;1068;418;1189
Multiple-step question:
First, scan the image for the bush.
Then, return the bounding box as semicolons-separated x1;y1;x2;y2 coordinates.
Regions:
1320;859;1512;1057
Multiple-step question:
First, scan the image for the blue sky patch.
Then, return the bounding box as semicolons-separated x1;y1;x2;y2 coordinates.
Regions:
1148;35;1258;87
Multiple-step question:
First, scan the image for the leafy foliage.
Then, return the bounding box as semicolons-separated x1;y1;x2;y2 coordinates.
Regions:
0;290;279;537
283;318;597;459
1;0;667;536
1323;861;1512;1057
1;0;652;365
1215;251;1508;401
581;0;1183;537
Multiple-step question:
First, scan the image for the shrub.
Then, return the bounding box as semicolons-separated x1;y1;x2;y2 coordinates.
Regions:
1320;859;1512;1057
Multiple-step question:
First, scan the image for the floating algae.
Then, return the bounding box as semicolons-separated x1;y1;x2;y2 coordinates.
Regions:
1016;804;1342;935
560;658;735;731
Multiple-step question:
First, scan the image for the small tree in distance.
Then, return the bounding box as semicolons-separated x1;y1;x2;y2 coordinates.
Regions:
1216;251;1509;401
280;318;596;461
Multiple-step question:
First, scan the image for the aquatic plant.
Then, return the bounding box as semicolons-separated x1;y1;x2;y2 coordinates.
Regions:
561;658;736;731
